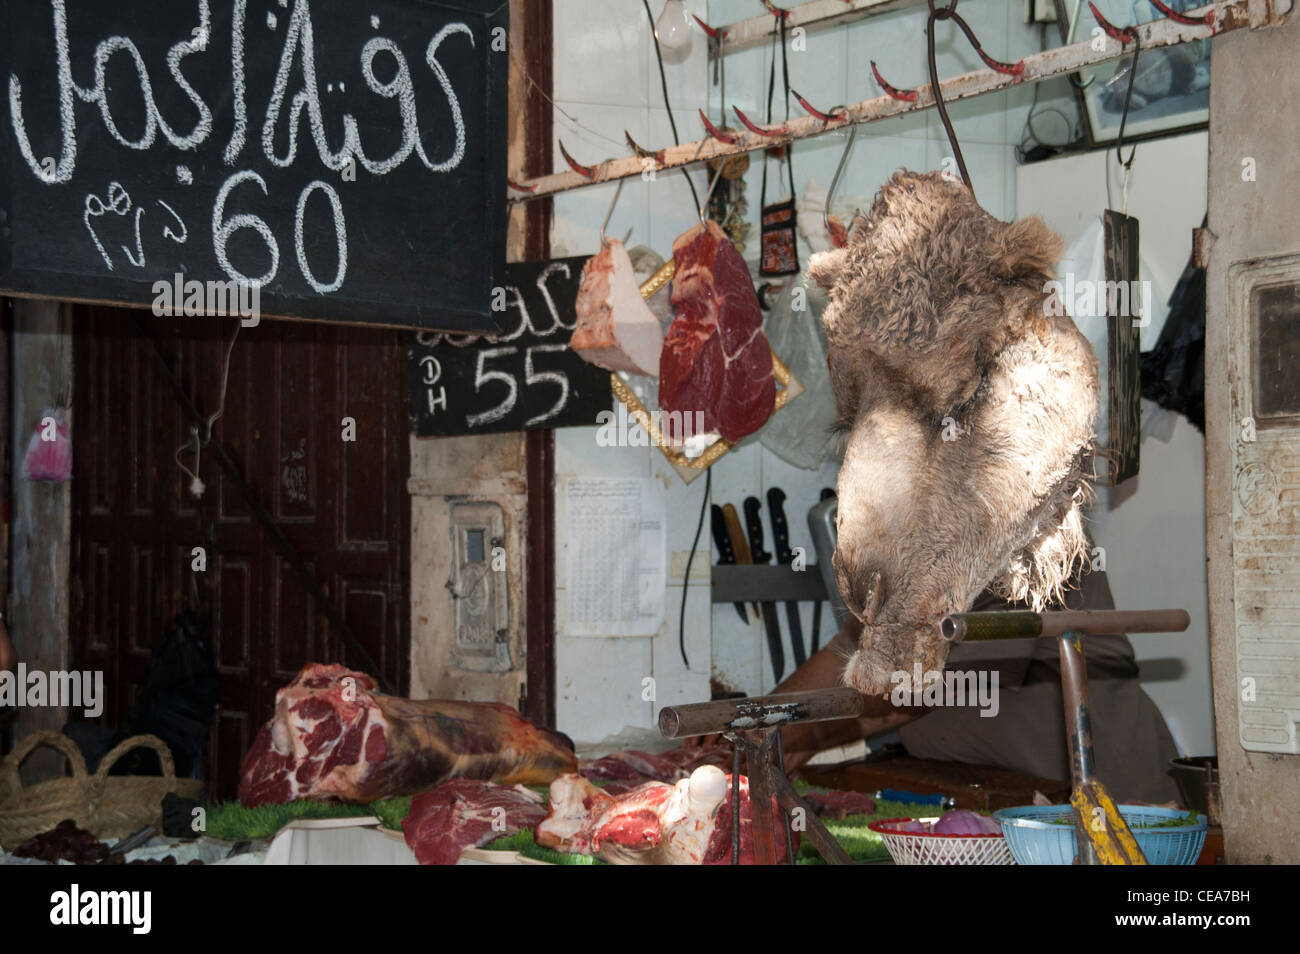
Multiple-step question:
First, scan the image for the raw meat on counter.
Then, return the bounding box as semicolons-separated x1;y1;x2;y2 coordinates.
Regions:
659;221;776;443
536;766;794;865
238;663;576;806
578;744;733;792
570;239;663;377
402;780;547;866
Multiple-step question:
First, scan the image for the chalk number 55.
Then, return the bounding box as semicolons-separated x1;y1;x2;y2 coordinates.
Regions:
466;344;570;429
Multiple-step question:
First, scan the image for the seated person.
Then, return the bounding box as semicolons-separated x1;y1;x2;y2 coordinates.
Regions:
748;571;1180;804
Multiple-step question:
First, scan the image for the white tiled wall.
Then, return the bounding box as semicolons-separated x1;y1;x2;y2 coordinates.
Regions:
551;0;1083;747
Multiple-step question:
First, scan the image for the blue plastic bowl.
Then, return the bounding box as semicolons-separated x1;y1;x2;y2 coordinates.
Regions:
993;805;1207;865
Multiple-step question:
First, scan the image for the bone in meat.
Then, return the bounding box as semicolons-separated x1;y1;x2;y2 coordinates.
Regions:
570;239;663;377
536;766;791;864
238;663;577;806
659;221;776;443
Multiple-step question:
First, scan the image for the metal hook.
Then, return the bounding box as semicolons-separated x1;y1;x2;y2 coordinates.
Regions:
559;139;599;179
699;162;726;225
699;108;740;144
870;62;919;102
790;89;847;123
600;177;626;248
824;116;856;241
1147;0;1215;26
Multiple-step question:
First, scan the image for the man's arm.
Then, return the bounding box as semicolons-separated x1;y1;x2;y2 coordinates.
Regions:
774;618;919;768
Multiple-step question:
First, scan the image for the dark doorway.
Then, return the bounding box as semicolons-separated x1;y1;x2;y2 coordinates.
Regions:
70;307;410;800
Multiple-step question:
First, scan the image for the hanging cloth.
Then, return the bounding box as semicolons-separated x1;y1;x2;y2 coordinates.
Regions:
759;17;799;277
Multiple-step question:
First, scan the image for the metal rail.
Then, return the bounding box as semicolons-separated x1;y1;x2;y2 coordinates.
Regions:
508;0;1288;202
710;0;928;56
659;688;864;864
948;608;1190;864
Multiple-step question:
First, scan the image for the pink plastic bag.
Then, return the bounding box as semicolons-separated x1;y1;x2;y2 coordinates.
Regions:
23;412;72;482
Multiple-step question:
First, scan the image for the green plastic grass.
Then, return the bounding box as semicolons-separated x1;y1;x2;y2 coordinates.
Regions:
204;797;414;841
203;786;935;864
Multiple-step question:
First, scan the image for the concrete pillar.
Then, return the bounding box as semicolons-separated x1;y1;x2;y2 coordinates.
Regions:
7;299;72;784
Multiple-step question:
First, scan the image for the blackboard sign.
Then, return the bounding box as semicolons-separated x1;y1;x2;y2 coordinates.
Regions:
0;0;507;332
1103;209;1141;485
409;256;612;435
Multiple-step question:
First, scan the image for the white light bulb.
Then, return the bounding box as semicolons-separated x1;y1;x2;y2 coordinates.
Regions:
655;0;694;65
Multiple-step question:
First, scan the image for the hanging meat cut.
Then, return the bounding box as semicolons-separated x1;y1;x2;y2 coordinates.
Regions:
238;663;576;806
535;766;793;864
570;239;663;377
659;221;776;443
402;779;547;865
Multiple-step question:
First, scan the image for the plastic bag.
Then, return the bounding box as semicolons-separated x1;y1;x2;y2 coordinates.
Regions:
759;276;840;470
22;409;72;482
1140;252;1205;433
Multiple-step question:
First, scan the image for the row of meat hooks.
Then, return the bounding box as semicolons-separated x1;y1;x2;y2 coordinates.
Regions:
508;0;1214;206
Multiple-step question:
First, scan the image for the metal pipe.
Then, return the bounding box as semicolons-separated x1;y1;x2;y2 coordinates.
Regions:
658;687;864;738
1059;631;1099;864
742;730;779;865
940;608;1190;643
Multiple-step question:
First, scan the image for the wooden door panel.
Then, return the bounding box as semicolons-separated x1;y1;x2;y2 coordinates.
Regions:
71;307;410;800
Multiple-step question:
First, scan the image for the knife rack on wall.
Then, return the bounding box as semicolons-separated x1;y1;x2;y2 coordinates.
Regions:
710;565;828;604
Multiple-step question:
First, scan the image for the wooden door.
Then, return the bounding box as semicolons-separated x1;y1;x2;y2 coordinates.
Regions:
70;307;409;799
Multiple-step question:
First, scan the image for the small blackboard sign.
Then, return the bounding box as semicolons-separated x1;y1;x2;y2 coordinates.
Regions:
409;256;611;435
0;0;507;332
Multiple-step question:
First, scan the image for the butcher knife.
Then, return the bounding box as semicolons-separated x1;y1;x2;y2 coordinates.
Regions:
711;505;751;625
766;487;807;668
743;496;785;683
811;487;836;651
722;503;760;621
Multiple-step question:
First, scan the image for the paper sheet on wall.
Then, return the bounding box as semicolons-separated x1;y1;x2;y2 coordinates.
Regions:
564;477;665;636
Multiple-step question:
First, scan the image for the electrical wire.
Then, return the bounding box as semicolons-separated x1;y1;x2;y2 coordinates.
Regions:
1105;33;1143;211
507;51;630;153
174;321;240;498
678;466;711;670
1015;27;1081;162
642;0;702;213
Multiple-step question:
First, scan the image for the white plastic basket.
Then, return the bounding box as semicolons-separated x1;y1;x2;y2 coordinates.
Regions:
868;817;1015;866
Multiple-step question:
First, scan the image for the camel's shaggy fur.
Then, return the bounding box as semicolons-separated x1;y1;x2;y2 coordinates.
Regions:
808;171;1099;696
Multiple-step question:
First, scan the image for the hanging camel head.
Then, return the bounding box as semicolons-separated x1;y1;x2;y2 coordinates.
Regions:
808;171;1100;697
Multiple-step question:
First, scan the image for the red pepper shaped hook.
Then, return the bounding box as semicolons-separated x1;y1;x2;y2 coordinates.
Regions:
1089;2;1137;43
870;62;919;102
1147;0;1214;26
790;89;847;122
507;177;537;194
732;105;786;137
692;14;723;39
624;131;665;164
558;139;599;179
973;47;1025;76
699;109;739;144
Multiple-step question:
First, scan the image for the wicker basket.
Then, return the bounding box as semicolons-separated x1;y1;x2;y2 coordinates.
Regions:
92;734;205;840
867;817;1015;865
0;731;206;848
0;730;97;850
